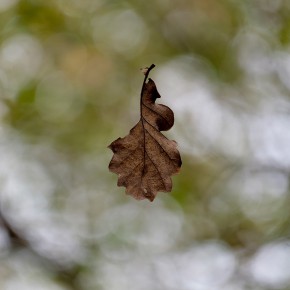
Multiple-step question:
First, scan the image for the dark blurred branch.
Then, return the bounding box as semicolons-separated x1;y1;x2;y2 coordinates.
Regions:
0;207;28;247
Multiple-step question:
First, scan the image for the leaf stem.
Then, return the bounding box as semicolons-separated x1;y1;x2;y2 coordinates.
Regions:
140;64;155;189
141;64;155;95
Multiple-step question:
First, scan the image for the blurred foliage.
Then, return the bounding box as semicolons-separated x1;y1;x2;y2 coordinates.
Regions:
1;0;290;290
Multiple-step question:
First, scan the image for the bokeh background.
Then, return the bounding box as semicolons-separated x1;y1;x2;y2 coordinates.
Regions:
1;0;290;289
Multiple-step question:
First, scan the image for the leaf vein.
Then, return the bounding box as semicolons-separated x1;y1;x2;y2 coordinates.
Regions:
115;146;140;166
143;120;174;162
145;151;166;189
141;101;171;127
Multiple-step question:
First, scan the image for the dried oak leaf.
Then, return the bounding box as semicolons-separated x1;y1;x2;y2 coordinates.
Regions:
108;64;181;201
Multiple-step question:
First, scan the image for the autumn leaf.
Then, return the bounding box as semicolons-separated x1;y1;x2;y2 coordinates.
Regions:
108;64;181;201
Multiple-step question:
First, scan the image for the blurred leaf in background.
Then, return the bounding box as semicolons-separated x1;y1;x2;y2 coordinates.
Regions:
1;0;290;290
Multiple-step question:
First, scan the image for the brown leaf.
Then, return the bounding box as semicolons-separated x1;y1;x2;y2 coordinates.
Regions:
108;64;182;201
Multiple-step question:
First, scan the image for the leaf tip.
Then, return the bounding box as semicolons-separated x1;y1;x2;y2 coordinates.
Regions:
141;188;155;202
108;138;122;153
